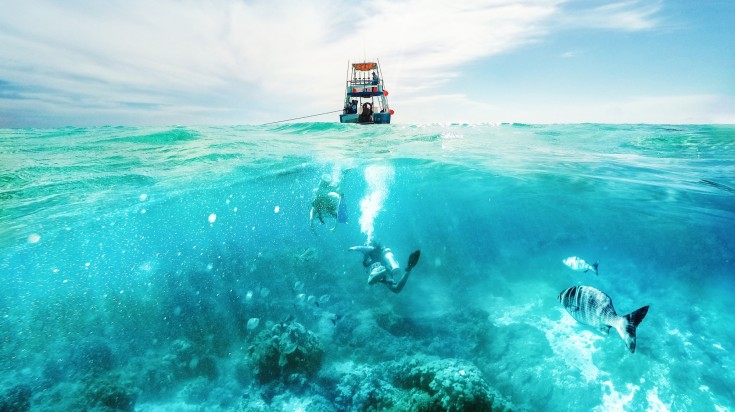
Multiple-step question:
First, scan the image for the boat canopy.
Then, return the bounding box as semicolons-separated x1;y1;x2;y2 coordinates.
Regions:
352;62;377;71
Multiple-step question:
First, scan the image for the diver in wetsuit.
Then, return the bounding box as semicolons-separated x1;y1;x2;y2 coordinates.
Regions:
349;243;420;294
310;174;342;231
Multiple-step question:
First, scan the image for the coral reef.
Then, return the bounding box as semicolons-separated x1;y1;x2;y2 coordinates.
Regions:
392;358;512;412
30;374;136;412
328;357;512;412
0;384;32;412
83;375;137;412
133;338;219;398
248;322;324;383
334;365;392;411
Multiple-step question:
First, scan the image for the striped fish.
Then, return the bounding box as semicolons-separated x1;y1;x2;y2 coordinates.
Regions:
563;256;599;275
558;285;649;353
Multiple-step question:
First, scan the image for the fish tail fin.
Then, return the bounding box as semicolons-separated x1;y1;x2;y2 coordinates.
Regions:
620;305;649;353
592;262;599;275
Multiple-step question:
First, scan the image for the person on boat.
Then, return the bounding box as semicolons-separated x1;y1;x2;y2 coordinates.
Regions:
371;71;379;85
346;99;357;114
359;102;373;123
349;243;420;294
310;174;342;231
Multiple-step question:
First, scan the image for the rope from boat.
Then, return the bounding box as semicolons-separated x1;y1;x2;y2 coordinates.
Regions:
261;110;344;125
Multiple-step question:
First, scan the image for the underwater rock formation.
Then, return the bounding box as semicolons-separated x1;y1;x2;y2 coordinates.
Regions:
392;358;511;411
331;357;512;412
83;376;137;412
0;384;32;412
333;362;399;411
30;374;137;411
248;321;324;383
133;338;219;398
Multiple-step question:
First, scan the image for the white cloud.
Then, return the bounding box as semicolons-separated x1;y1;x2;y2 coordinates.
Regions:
1;0;711;126
0;0;566;125
556;0;663;31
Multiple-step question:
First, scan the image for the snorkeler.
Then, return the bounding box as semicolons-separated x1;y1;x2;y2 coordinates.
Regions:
310;174;346;231
349;243;420;294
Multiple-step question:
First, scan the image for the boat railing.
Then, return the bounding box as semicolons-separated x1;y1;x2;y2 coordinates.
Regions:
350;78;381;86
346;83;383;96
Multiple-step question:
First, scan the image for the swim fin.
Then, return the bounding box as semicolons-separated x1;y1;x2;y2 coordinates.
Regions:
406;250;421;273
337;194;348;223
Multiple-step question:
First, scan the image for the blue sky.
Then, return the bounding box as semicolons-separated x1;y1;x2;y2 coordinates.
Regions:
0;0;733;127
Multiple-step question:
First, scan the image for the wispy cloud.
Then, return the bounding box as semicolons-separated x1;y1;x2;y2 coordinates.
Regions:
0;0;672;126
556;0;663;31
560;50;582;58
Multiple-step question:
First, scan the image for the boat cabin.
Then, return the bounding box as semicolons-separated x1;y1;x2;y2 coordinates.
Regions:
340;61;393;124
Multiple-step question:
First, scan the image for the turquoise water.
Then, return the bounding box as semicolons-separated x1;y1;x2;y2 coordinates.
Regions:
1;123;734;411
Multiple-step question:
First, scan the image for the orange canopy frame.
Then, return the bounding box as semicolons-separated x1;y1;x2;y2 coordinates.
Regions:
352;62;377;71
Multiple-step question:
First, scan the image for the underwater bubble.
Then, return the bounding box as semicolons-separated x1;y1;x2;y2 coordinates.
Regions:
294;281;304;292
27;234;41;243
318;294;331;305
206;263;213;271
139;193;148;201
274;205;280;213
233;207;238;212
247;318;260;330
260;287;270;298
208;213;217;223
140;209;147;214
245;290;254;300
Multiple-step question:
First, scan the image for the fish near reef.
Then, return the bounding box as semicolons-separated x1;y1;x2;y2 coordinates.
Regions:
558;285;649;353
563;256;599;275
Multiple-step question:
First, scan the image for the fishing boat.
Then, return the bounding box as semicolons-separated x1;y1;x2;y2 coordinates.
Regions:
340;61;393;124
